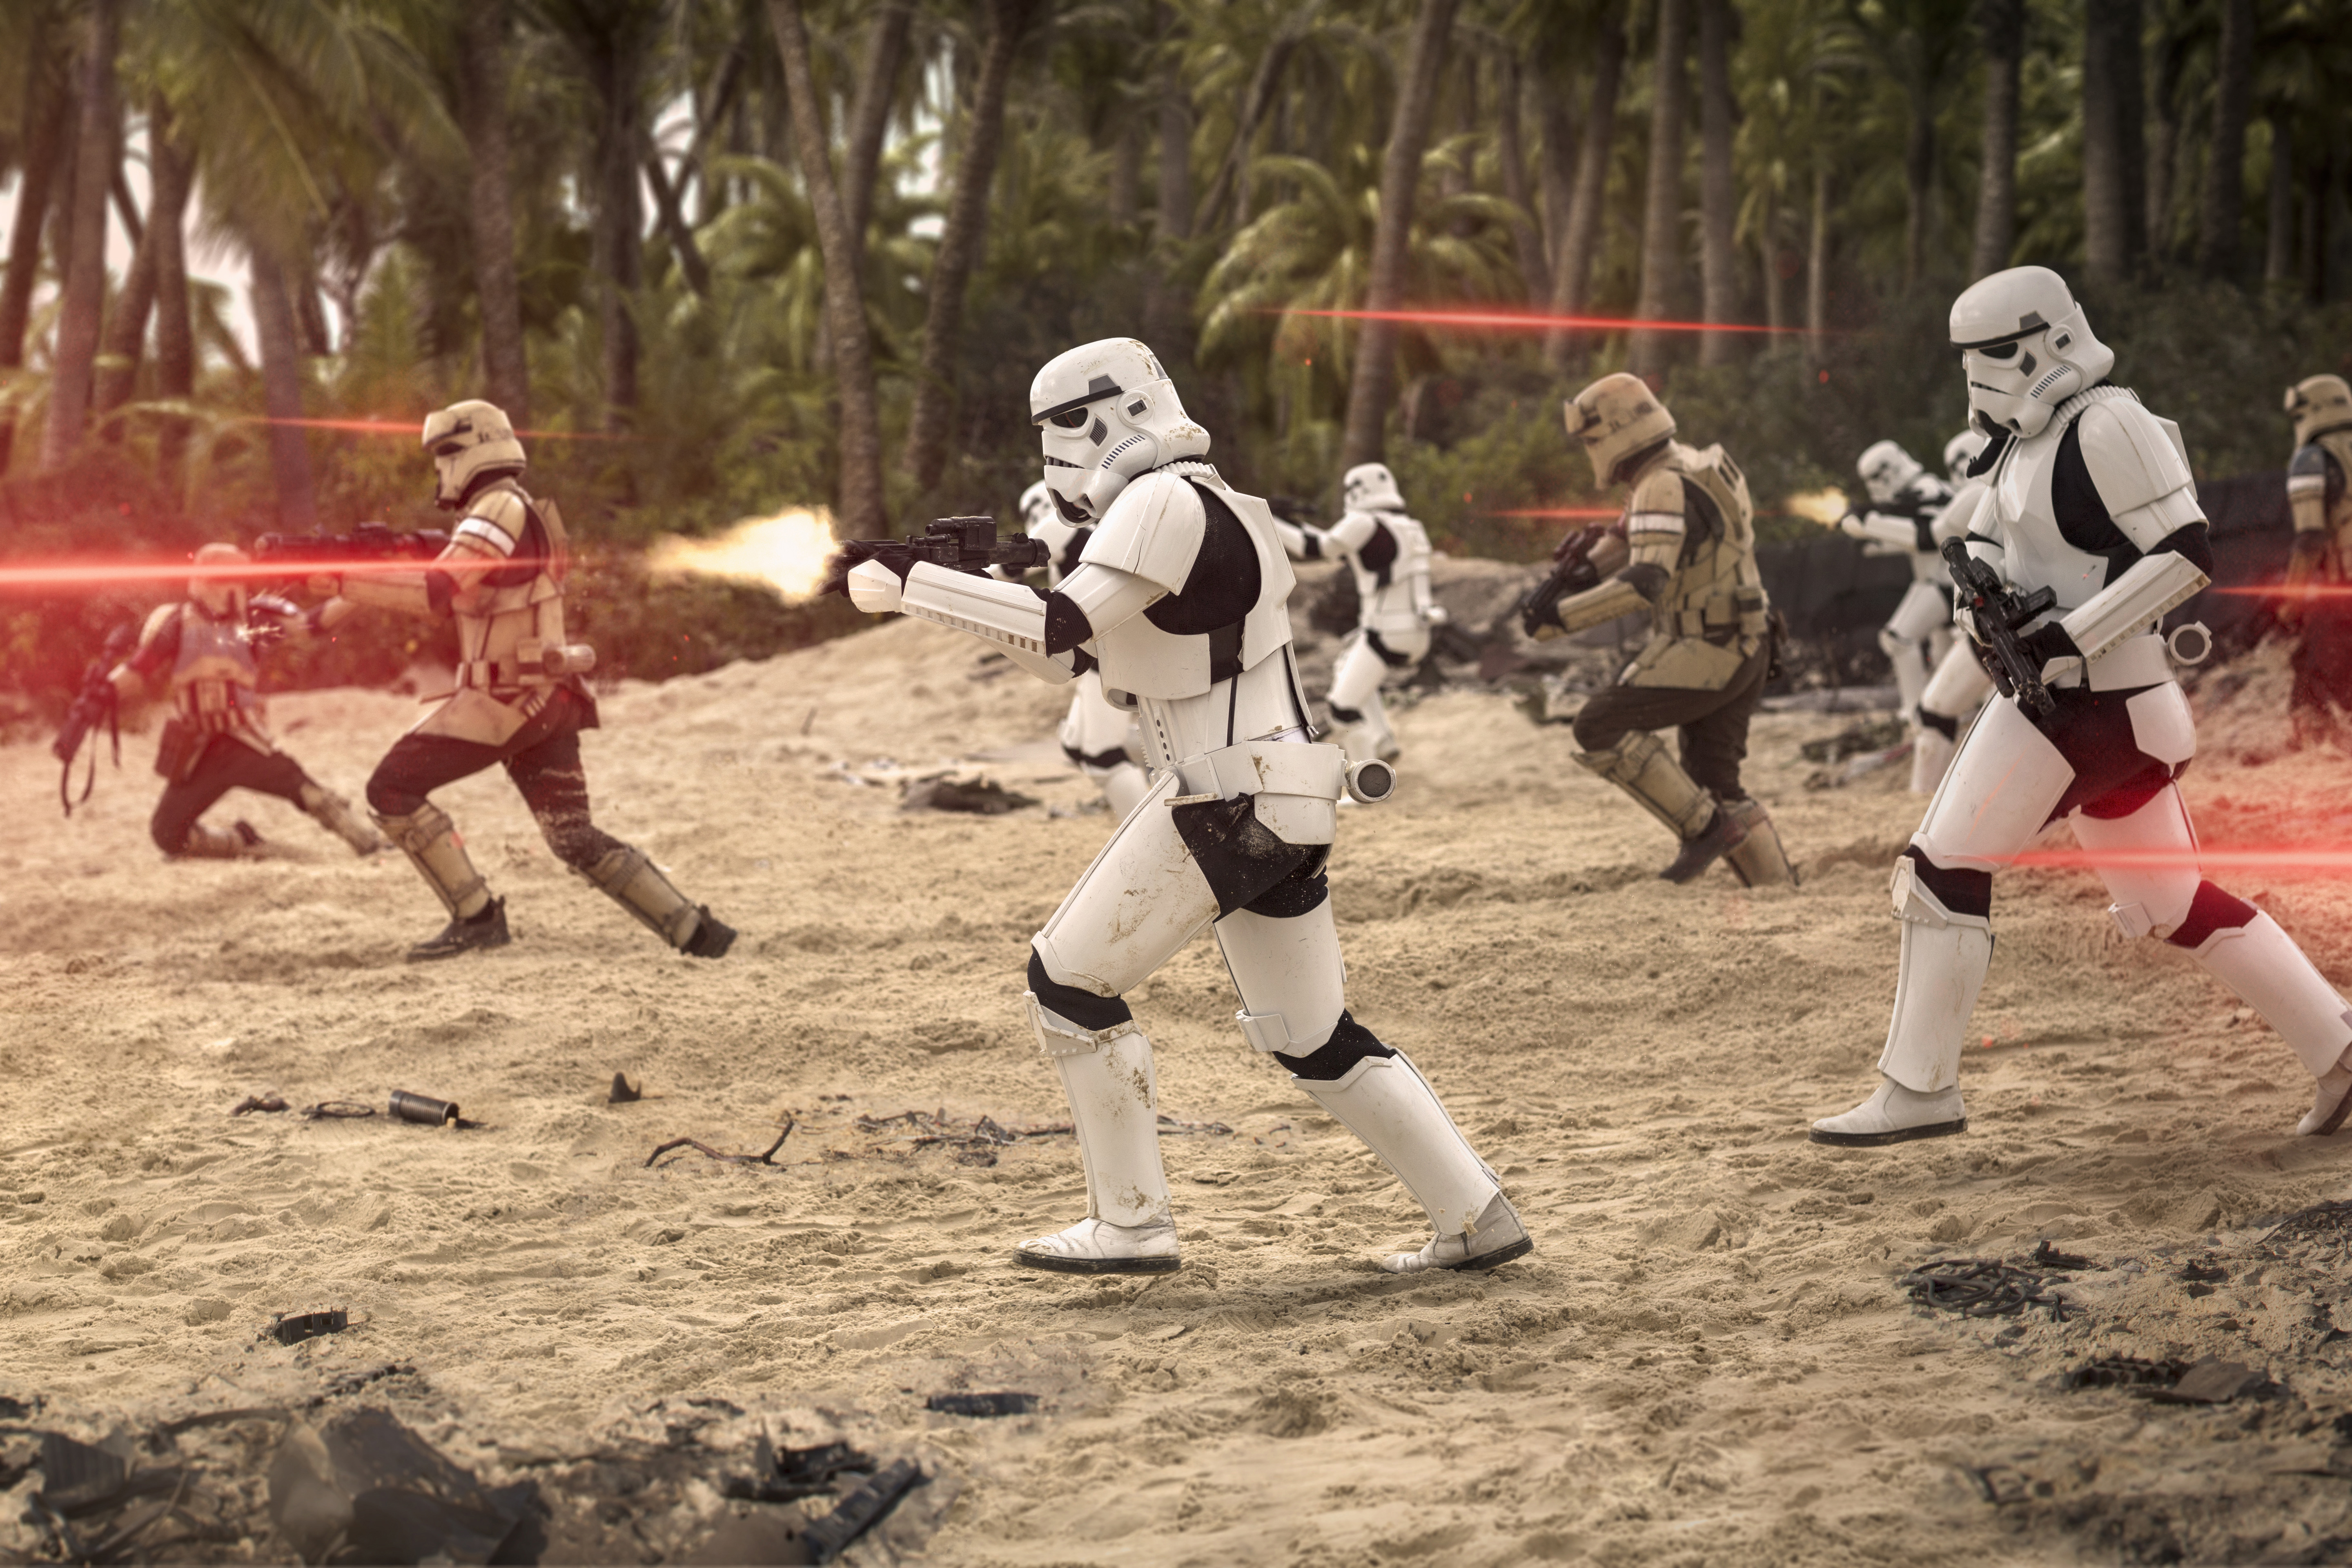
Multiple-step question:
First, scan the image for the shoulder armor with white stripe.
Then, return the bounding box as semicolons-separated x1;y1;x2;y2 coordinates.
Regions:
1627;466;1684;520
2289;442;2336;485
1078;468;1208;594
454;486;534;557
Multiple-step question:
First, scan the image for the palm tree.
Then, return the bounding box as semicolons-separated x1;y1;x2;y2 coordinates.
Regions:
456;0;530;424
0;1;70;477
1697;0;1739;365
1545;0;1628;371
1970;0;2024;279
2084;0;2147;281
39;0;120;473
2199;0;2255;277
1630;0;1690;377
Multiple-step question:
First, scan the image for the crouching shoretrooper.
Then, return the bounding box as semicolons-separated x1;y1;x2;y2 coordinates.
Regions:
1272;462;1448;765
1006;480;1154;817
1528;373;1792;886
1815;267;2352;1145
2278;374;2352;750
845;339;1531;1276
310;401;737;962
60;543;381;858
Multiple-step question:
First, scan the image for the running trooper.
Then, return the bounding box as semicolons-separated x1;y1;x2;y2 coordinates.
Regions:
2278;375;2352;748
1270;463;1448;765
1836;441;1955;738
1538;373;1794;886
1007;480;1154;816
1909;430;2000;793
1813;267;2352;1146
846;338;1531;1275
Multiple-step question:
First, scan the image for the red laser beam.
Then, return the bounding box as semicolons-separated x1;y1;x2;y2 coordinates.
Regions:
0;554;513;591
1269;306;1809;335
1485;506;1622;519
2006;846;2352;873
246;416;625;440
2211;584;2352;598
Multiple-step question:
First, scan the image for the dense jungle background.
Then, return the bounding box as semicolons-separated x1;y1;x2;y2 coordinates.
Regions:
1;0;2348;715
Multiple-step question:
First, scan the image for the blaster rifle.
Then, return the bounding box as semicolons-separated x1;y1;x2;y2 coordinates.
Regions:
53;623;135;816
1517;523;1611;639
250;521;451;576
1940;538;2057;717
823;516;1049;597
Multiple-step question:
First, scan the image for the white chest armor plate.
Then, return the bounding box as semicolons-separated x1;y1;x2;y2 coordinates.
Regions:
1986;424;2119;613
1349;511;1434;636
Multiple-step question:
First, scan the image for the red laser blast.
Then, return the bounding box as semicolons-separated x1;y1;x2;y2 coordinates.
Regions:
2006;845;2352;874
1269;305;1809;336
1486;507;1623;519
247;416;624;441
0;554;513;592
2211;584;2352;599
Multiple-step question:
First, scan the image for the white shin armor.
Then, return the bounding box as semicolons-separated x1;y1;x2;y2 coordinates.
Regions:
373;803;491;919
1575;731;1716;840
2189;914;2352;1080
1294;1054;1516;1265
1877;855;1992;1093
1025;994;1173;1231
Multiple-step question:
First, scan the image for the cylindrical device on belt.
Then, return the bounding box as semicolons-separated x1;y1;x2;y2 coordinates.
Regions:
388;1089;459;1125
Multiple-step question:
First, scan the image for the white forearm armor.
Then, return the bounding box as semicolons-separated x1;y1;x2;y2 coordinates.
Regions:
2056;550;2209;662
893;561;1082;684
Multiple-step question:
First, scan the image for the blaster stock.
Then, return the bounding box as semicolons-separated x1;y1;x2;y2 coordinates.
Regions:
250;521;451;574
1940;538;2057;717
53;623;135;816
823;516;1049;597
1517;524;1610;639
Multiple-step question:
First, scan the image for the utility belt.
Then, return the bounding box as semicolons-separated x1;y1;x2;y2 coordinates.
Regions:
177;684;248;735
453;640;597;693
1666;585;1770;644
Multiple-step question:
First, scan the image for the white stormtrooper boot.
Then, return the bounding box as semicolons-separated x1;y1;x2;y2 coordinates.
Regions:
1296;1054;1530;1272
1812;855;1986;1145
1016;995;1179;1274
2185;913;2352;1136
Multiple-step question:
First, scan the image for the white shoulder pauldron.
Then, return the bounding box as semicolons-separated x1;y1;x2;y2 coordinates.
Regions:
1080;470;1208;594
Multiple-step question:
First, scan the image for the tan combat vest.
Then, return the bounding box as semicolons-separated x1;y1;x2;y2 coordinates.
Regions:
154;601;274;754
1622;442;1771;691
415;478;587;745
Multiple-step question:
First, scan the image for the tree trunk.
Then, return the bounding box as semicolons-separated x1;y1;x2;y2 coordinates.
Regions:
2264;119;2294;285
1806;165;1829;367
458;0;530;424
1497;58;1546;301
1143;6;1192;352
249;243;318;531
843;0;912;257
2305;146;2332;304
588;33;643;427
1900;82;1934;290
2083;0;2134;281
92;168;156;435
1197;33;1296;232
1109;118;1141;223
1760;200;1785;330
149;99;194;493
2113;0;2146;270
1696;0;1735;365
39;0;118;474
2147;28;2184;263
1971;0;2022;280
902;0;1034;493
2197;0;2252;279
1339;0;1458;471
1546;0;1624;370
0;19;67;478
765;0;887;536
1629;0;1689;377
1532;60;1575;281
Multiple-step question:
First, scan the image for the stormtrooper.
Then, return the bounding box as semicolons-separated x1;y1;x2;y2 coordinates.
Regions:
1814;266;2352;1146
846;338;1531;1276
1906;430;2000;793
97;544;382;859
1836;440;1956;743
1536;373;1793;886
1271;462;1448;765
312;401;737;962
2278;374;2352;748
1004;480;1154;816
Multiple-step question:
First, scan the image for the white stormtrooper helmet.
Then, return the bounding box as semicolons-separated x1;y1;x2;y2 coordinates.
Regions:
1341;461;1406;513
1943;428;1989;485
1030;338;1211;521
422;399;526;510
1948;266;2115;439
189;542;249;621
1017;480;1056;533
1855;440;1924;506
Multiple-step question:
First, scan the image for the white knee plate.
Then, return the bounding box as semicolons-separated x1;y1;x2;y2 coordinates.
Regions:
1886;579;1953;644
1877;856;1993;1093
1215;900;1347;1055
2123;681;2196;767
1032;769;1220;998
2192;913;2352;1079
2071;784;2199;939
1024;991;1138;1057
1912;694;2075;871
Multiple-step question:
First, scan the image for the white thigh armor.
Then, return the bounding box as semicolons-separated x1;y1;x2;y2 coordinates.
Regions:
1912;695;2076;870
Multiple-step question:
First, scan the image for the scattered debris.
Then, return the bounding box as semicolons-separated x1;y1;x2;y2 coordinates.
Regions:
2062;1354;2190;1392
802;1457;924;1564
1156;1113;1233;1137
724;1437;875;1503
645;1120;795;1169
1966;1462;2031;1505
2265;1200;2352;1247
267;1407;538;1565
298;1101;375;1120
388;1089;459;1126
608;1073;643;1104
31;1429;219;1561
1800;716;1906;763
1901;1258;2076;1320
2029;1240;2095;1271
0;1394;45;1420
228;1095;287;1116
851;1107;1074;1165
2147;1357;2268;1405
2179;1258;2230;1283
925;1392;1037;1418
901;776;1039;815
266;1309;351;1348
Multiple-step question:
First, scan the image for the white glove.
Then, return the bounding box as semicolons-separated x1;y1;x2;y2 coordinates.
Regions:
846;559;905;614
1423;604;1450;627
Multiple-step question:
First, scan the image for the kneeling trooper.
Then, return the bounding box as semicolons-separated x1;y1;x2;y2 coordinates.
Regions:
847;339;1531;1275
1814;267;2352;1146
1272;462;1447;764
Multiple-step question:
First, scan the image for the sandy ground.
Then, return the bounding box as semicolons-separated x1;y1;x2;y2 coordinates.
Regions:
7;574;2352;1565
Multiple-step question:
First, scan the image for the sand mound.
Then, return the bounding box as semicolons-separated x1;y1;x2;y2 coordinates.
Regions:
5;612;2352;1564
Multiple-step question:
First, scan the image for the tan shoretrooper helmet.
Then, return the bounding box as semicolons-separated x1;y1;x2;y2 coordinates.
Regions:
189;542;250;621
1564;372;1676;487
2286;375;2352;448
422;400;528;510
